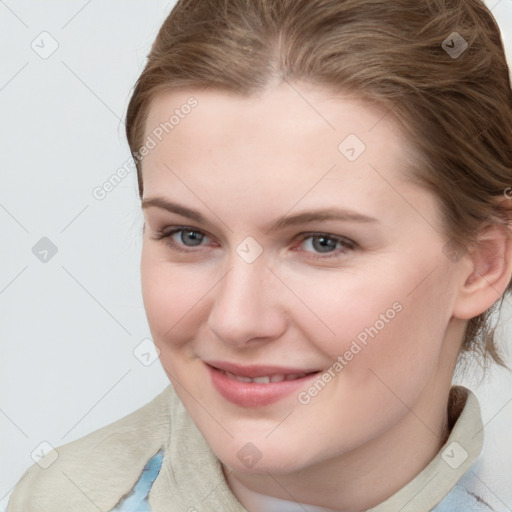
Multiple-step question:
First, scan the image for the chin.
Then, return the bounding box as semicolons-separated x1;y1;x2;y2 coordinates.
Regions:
210;435;324;477
222;453;303;476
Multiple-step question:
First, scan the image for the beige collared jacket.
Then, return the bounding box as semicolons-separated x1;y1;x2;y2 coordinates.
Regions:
7;384;499;511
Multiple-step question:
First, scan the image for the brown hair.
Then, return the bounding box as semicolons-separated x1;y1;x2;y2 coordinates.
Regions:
126;0;512;370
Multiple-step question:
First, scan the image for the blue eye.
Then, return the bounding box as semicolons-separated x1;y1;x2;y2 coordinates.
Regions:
296;233;356;259
173;229;206;247
154;227;211;252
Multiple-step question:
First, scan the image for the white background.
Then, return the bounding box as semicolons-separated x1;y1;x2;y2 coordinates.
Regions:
1;0;512;509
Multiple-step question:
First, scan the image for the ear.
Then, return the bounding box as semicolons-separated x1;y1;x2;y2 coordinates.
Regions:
452;220;512;320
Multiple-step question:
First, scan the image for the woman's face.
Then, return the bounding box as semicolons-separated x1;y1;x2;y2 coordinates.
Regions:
140;83;466;474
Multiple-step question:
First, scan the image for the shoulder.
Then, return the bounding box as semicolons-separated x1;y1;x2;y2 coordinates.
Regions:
7;385;175;512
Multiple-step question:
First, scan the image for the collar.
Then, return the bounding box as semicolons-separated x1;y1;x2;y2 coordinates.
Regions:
366;385;483;511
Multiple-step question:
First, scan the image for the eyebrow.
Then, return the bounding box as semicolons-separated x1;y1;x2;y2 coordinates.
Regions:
141;196;378;233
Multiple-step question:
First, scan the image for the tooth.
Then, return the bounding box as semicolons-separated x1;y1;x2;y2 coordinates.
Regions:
224;371;252;382
252;376;271;384
235;375;253;383
270;374;286;383
285;373;306;380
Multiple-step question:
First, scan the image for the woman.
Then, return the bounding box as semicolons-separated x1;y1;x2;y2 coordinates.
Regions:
8;0;512;510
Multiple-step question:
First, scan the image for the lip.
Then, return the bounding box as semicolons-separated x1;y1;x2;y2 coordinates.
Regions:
205;361;321;407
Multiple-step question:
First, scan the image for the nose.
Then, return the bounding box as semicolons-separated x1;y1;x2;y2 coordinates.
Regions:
207;253;288;348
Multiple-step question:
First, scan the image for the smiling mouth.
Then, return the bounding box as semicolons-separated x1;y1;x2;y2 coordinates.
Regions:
206;363;323;407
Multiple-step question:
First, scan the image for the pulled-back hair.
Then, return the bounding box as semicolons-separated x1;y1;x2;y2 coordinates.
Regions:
126;0;512;370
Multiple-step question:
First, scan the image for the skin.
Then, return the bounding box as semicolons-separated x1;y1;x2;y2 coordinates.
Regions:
139;82;511;511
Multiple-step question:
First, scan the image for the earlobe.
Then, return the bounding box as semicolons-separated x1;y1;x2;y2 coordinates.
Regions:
452;224;512;320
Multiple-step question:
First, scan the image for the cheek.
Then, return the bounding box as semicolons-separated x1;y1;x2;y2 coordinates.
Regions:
280;266;403;356
348;267;453;390
288;259;453;380
140;248;210;353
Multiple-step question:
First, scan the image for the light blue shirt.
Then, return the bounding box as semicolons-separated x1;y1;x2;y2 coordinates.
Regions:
109;449;163;512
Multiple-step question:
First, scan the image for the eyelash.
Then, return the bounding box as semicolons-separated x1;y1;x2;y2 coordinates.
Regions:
152;225;357;260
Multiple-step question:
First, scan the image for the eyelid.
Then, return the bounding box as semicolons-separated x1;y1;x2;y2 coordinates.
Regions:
295;231;357;248
153;225;214;246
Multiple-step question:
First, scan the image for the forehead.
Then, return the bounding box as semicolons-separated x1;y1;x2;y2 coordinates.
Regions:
142;83;409;175
143;82;406;157
140;83;435;230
